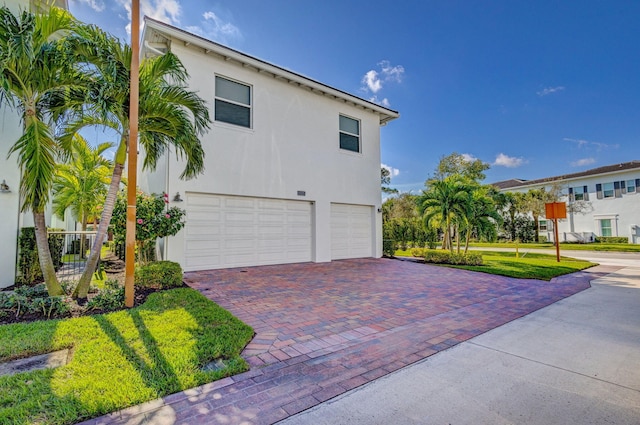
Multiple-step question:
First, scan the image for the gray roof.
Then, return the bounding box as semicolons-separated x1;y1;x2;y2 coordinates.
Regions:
492;160;640;190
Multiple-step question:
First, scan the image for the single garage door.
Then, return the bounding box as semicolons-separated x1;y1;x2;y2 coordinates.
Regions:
184;193;312;271
330;203;373;260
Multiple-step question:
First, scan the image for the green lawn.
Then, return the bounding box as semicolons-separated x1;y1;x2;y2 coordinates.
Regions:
0;288;254;425
447;250;594;280
469;241;640;252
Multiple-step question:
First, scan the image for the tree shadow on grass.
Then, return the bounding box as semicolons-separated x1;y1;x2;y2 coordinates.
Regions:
93;309;182;397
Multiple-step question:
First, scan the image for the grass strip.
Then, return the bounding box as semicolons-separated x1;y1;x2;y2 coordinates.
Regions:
0;288;253;425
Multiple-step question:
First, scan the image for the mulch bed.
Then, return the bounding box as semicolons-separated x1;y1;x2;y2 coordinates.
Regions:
1;252;183;326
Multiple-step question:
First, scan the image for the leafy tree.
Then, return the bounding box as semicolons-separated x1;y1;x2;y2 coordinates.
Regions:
432;152;490;182
493;191;527;241
381;167;398;194
60;26;211;300
0;6;85;295
53;134;113;257
523;185;560;242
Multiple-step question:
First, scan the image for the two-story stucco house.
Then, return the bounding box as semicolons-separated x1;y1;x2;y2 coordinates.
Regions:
494;161;640;244
0;0;70;289
138;18;399;272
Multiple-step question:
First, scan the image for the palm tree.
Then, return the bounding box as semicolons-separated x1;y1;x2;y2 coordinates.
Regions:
0;6;84;296
460;187;502;253
61;25;210;300
417;177;472;252
53;134;113;257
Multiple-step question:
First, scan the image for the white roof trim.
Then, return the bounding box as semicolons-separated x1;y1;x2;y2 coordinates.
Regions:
142;17;399;126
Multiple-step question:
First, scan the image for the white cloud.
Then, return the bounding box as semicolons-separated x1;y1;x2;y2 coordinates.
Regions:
381;163;400;177
379;60;404;82
369;95;391;107
361;60;405;95
493;153;526;168
460;153;477;162
570;158;596;167
537;86;565;96
75;0;106;12
185;10;242;44
117;0;182;35
564;138;619;151
362;70;382;93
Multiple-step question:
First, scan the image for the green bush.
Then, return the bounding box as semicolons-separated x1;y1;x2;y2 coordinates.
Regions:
423;250;483;266
1;284;71;319
410;247;425;257
135;261;183;288
87;280;124;311
594;236;629;244
16;227;64;286
383;239;397;257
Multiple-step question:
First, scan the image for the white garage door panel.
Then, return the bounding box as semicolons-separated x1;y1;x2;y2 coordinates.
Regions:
184;194;312;271
331;203;373;260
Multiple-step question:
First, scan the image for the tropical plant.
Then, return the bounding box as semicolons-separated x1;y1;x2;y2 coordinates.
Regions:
60;25;210;300
110;189;186;264
53;134;113;257
459;187;502;253
0;6;86;295
417;177;473;252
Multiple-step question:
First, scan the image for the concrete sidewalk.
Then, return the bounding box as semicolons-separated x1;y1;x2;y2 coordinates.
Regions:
281;265;640;425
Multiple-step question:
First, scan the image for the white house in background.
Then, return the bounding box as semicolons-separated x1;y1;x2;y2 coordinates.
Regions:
494;161;640;244
138;18;399;272
0;0;70;289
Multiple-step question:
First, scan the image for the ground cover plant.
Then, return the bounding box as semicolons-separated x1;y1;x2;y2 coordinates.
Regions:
468;241;640;252
0;288;254;425
446;250;594;280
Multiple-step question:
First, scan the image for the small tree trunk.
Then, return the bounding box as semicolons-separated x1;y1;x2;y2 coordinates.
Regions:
74;161;125;300
533;215;540;243
34;211;64;296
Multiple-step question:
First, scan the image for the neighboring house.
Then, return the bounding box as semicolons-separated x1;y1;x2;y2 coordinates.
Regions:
0;0;70;289
494;161;640;244
139;18;399;272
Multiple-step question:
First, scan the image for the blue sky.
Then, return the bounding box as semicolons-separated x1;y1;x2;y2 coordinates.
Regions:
69;0;640;193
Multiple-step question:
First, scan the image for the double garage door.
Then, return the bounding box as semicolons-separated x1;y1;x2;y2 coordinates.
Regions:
184;194;374;271
184;193;312;271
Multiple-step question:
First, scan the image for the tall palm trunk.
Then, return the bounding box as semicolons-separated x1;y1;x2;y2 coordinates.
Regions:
73;138;127;300
33;211;64;295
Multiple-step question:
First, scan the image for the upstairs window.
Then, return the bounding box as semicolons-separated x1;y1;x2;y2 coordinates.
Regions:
339;115;360;153
215;76;251;128
600;182;615;198
569;186;589;201
625;179;637;193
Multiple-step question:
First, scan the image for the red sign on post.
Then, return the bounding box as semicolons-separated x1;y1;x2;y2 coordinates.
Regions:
545;202;567;219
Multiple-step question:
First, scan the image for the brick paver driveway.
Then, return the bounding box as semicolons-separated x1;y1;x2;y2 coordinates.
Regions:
84;258;615;425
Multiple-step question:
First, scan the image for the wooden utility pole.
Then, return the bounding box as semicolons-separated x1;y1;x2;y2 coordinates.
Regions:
124;0;140;307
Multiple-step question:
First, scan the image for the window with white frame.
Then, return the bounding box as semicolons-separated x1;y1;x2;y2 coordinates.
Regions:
570;186;588;201
602;182;614;198
339;115;360;153
215;76;251;128
600;219;612;237
626;179;637;193
539;220;549;231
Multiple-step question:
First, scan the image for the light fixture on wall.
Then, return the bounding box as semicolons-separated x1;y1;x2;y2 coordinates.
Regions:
377;207;382;213
0;180;10;193
172;192;183;202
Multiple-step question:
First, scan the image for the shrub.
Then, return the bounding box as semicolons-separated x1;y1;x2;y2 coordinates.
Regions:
383;239;397;257
410;247;425;257
16;227;65;285
1;284;71;319
135;261;183;288
423;250;483;266
87;280;124;311
594;236;629;244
